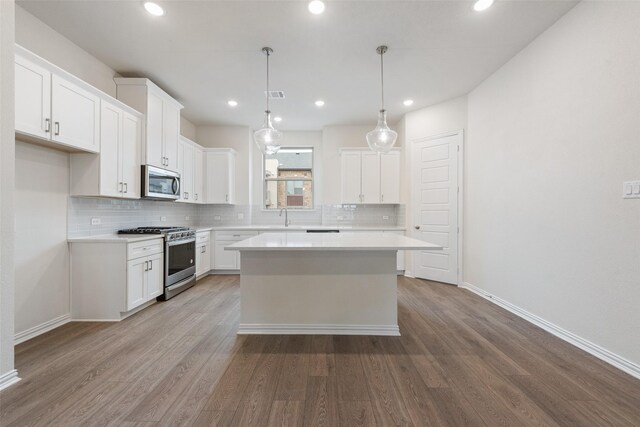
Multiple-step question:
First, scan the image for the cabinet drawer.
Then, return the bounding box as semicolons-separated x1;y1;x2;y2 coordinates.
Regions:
127;238;163;260
196;231;210;244
214;231;258;241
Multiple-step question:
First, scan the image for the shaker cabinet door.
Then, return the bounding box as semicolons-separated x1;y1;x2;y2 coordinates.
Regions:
15;55;51;139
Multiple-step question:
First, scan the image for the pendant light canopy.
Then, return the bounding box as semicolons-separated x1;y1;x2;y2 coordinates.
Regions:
366;45;397;153
253;47;282;155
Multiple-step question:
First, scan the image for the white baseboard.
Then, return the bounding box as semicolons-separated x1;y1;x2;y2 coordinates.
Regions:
461;282;640;380
0;370;21;391
238;323;400;336
14;313;71;345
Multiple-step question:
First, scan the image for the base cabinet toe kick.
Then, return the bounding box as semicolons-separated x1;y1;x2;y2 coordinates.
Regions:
225;232;441;336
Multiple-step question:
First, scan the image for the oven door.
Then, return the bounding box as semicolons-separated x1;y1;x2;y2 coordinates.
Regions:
143;165;180;200
165;238;196;287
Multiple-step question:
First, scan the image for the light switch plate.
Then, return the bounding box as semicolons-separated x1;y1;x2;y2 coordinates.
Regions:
185;216;190;221
160;216;167;222
90;218;101;226
623;181;640;199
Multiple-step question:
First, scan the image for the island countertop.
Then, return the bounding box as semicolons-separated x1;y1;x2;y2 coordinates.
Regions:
225;232;442;252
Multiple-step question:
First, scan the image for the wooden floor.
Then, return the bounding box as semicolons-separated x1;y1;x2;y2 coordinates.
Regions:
1;275;639;426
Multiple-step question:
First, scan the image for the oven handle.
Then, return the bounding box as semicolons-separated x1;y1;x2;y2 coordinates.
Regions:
166;237;196;247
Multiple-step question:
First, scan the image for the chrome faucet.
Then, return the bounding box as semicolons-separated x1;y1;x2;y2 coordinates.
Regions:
279;207;291;227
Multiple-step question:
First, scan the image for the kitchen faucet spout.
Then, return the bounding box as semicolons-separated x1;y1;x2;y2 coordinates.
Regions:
279;208;290;227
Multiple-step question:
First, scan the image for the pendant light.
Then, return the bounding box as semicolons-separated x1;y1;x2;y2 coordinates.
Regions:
253;47;282;155
366;45;397;153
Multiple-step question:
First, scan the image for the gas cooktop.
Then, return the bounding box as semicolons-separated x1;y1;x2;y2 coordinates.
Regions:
118;226;191;235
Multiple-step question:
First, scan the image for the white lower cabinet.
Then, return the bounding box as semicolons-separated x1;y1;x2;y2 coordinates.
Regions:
70;238;164;320
213;231;258;270
196;231;211;276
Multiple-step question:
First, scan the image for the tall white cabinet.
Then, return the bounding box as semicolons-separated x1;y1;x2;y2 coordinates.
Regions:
71;99;143;199
115;78;183;171
340;148;401;204
15;46;100;153
205;148;236;204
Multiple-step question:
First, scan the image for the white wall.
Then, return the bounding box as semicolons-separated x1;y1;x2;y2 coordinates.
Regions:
15;5;118;97
0;0;16;384
401;96;468;274
180;117;196;140
15;142;70;336
466;1;640;365
196;125;252;205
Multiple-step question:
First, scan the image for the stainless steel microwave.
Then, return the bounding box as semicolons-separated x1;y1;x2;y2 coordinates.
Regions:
142;165;180;200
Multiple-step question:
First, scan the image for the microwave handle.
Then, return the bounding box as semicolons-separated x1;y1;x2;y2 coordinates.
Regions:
172;177;180;195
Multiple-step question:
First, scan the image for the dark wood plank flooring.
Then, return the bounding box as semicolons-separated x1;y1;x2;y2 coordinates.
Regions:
1;275;639;426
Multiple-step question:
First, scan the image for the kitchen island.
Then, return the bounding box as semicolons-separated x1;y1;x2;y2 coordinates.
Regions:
226;232;442;336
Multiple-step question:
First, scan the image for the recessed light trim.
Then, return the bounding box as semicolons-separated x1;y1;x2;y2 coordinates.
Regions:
227;100;238;107
143;2;164;16
473;0;494;12
274;116;283;122
315;100;325;107
403;99;414;106
308;0;326;15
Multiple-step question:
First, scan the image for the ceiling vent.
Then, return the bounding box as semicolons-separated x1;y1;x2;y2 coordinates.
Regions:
266;90;285;99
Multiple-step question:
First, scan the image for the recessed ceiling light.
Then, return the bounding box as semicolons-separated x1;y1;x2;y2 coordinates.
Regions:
143;2;164;16
227;100;238;107
315;100;325;107
403;99;414;107
473;0;494;12
274;116;283;123
308;1;326;15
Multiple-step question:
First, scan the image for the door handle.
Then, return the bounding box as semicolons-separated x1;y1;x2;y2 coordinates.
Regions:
414;225;420;230
44;118;51;133
54;121;60;136
144;261;149;271
225;194;229;202
124;183;128;194
119;182;123;193
149;260;153;270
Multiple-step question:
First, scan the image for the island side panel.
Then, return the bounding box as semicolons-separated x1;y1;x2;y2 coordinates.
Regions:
238;250;399;336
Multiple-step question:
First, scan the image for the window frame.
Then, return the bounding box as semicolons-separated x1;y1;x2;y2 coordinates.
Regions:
262;147;315;211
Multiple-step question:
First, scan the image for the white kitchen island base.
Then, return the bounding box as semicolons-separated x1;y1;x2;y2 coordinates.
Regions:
227;232;442;336
238;250;400;336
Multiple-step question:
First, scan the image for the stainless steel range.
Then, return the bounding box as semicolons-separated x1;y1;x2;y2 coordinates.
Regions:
118;226;196;300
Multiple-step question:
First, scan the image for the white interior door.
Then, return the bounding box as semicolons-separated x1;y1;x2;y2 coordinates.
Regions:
412;132;462;285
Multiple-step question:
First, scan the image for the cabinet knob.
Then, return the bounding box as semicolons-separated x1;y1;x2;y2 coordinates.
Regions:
414;225;420;230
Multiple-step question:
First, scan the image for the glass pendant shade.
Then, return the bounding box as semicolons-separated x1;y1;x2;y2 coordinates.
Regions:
366;110;397;153
254;111;282;155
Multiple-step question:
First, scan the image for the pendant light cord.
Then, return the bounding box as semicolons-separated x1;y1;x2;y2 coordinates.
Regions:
380;49;385;112
266;49;270;113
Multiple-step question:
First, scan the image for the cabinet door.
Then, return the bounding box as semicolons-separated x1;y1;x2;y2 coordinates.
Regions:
182;142;194;201
205;152;230;204
99;101;122;198
146;91;164;167
163;103;180;171
214;240;237;269
380;151;401;204
121;112;142;199
126;257;147;311
51;74;100;152
361;151;381;203
340;151;362;203
146;253;164;300
193;147;204;203
202;242;211;273
15;55;51;139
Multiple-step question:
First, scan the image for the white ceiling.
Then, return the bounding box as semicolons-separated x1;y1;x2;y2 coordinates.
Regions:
18;0;577;130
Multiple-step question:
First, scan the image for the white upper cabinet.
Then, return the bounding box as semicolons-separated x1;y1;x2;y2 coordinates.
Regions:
193;147;204;204
70;99;143;199
205;149;236;204
114;78;184;171
340;148;401;204
15;47;99;153
380;150;401;204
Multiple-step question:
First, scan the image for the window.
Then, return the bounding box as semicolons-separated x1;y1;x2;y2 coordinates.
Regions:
264;148;313;209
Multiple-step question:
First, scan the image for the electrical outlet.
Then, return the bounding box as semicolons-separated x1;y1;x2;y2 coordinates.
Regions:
382;215;390;220
214;215;221;221
90;218;101;226
623;181;640;199
337;215;344;221
185;216;190;221
237;213;244;220
160;216;167;222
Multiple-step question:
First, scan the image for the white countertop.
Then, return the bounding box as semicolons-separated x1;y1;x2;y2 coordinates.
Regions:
225;232;441;252
68;234;164;244
204;225;406;232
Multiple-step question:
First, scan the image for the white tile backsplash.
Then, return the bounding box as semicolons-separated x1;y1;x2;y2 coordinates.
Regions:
69;197;405;237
